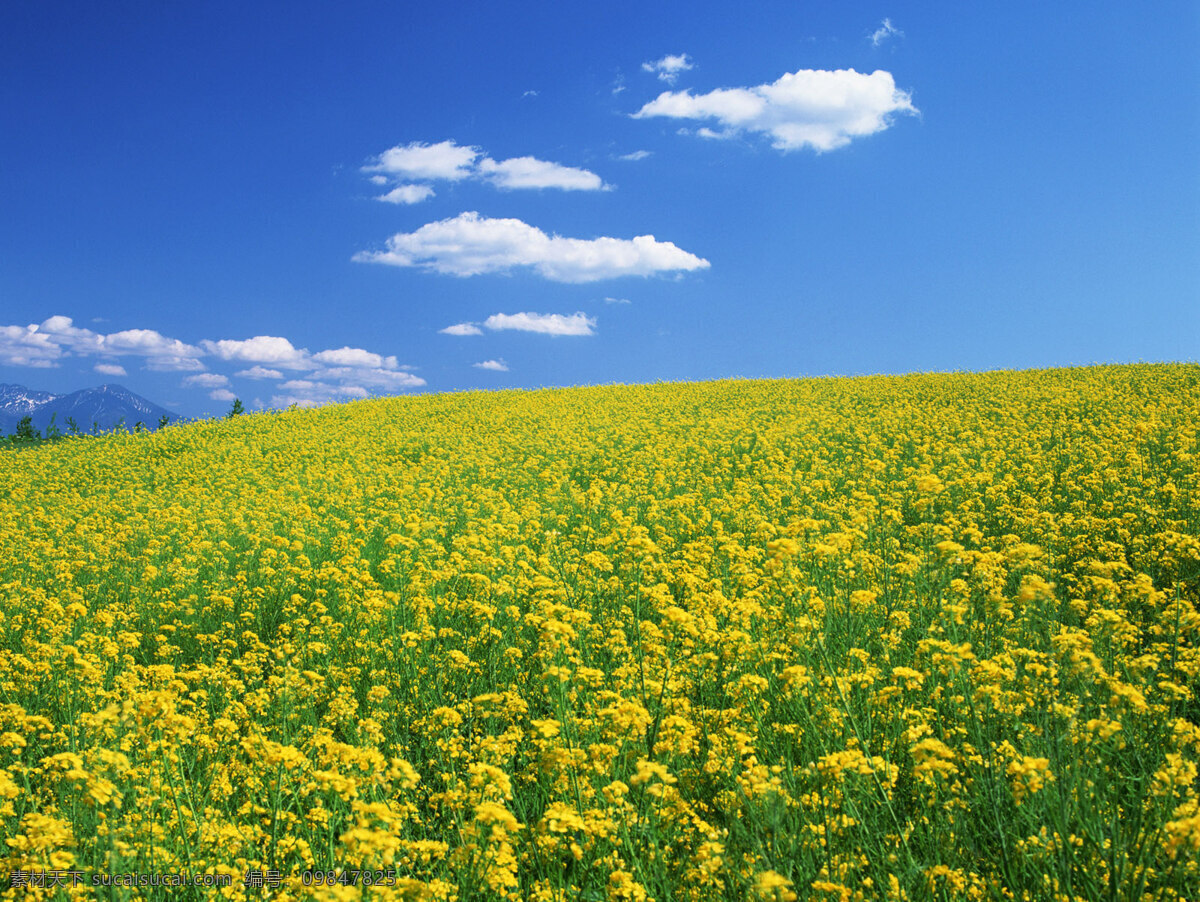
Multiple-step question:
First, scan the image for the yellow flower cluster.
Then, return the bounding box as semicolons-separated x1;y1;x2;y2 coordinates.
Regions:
0;363;1198;899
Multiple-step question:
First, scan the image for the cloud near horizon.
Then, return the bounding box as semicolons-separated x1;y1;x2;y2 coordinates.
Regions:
355;212;710;283
364;140;607;202
0;315;425;408
633;67;917;152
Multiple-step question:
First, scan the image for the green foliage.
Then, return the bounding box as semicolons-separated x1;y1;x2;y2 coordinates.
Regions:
14;415;39;442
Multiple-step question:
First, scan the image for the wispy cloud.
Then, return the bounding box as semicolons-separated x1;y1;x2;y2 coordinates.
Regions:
442;312;597;337
616;150;652;162
355;212;709;283
642;53;694;84
604;296;632;305
870;18;904;47
363;139;608;202
271;380;373;409
633;67;917;152
235;366;284;379
439;322;485;336
377;184;436;205
473;359;509;371
183;373;230;388
94;363;127;377
483;312;596;336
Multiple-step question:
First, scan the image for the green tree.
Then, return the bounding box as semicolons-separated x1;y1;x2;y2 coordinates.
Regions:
227;398;245;418
15;416;40;442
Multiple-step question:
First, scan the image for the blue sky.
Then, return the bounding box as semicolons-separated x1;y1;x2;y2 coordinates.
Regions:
2;1;1197;416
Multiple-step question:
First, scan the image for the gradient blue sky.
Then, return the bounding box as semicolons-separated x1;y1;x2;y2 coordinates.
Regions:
3;1;1197;416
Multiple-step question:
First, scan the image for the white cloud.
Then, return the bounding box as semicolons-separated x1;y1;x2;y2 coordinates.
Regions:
870;18;904;47
201;335;310;370
103;328;205;366
483;312;596;336
0;324;63;367
364;140;607;196
522;90;538;98
617;150;652;161
37;315;105;354
440;322;484;336
377;184;436;205
271;380;375;409
604;296;632;305
474;359;509;372
365;140;480;181
183;373;230;388
312;347;399;369
642;53;694;84
633;67;917;152
306;366;424;390
1;314;425;407
354;212;710;283
477;156;606;191
2;316;205;371
235;366;284;379
145;355;206;372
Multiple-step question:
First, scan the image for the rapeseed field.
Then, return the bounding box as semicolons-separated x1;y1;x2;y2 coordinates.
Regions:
0;363;1198;901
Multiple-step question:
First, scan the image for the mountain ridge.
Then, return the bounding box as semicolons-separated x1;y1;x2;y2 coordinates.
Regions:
0;382;176;435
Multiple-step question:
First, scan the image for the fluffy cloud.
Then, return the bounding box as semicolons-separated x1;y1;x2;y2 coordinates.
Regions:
201;336;310;370
440;322;484;336
483;312;596;336
0;324;63;367
355;212;710;283
364;140;607;201
2;314;425;407
473;359;509;372
643;53;694;84
633;67;917;152
477;156;605;191
0;316;205;371
378;184;436;205
312;347;400;369
871;18;904;47
183;373;230;388
365;140;480;181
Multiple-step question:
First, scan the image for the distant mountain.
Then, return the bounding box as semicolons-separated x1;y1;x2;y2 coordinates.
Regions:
0;383;176;435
